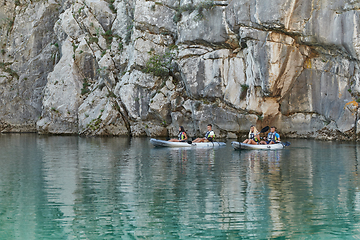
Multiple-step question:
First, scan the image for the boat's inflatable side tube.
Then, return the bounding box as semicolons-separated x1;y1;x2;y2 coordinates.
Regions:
150;138;226;148
231;141;284;150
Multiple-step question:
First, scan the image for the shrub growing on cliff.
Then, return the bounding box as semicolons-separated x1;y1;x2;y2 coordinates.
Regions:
241;84;249;92
105;0;116;14
107;91;116;98
72;42;78;54
173;12;182;23
0;62;19;79
0;62;11;69
180;4;196;13
81;78;90;95
77;6;85;14
143;51;175;78
102;30;114;46
87;115;102;130
240;84;249;100
173;0;215;23
118;42;123;51
195;0;215;20
88;37;99;44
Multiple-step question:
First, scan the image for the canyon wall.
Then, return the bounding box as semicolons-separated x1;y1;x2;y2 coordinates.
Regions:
1;0;360;140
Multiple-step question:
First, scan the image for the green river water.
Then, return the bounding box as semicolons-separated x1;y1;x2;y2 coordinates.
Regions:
0;134;360;239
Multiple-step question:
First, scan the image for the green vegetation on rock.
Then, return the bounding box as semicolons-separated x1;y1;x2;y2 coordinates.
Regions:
88;37;99;44
0;62;19;79
87;115;102;130
143;49;176;78
102;30;114;46
240;84;249;100
173;0;215;23
106;0;116;14
81;78;90;95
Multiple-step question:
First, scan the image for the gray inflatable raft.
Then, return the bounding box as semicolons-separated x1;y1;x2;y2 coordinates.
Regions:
150;138;226;148
231;141;285;150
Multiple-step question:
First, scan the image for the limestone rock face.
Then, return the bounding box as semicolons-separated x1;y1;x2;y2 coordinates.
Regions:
0;0;60;132
1;0;360;140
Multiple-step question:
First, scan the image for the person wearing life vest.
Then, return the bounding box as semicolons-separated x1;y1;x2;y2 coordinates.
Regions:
193;124;216;143
243;125;260;145
260;126;280;144
169;126;188;142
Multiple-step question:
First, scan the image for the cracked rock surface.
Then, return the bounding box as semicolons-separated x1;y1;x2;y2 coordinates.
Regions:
1;0;360;140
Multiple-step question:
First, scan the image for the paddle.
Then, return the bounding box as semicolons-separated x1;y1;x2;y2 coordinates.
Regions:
281;141;291;147
260;126;269;133
187;141;192;144
258;126;269;141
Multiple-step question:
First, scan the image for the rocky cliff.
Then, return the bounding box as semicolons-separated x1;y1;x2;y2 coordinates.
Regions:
1;0;360;140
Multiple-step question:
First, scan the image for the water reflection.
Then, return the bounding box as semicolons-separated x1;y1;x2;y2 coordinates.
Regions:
1;136;360;239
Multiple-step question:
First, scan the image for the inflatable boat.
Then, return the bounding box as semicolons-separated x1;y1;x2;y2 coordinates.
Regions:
150;138;226;148
231;141;288;150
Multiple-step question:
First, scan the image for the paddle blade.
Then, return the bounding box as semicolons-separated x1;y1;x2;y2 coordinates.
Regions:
282;142;291;147
260;126;269;133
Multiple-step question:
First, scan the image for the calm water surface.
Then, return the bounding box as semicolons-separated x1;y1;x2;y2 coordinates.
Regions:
1;134;360;239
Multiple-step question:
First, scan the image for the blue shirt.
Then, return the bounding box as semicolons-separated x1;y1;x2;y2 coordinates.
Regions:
267;132;280;142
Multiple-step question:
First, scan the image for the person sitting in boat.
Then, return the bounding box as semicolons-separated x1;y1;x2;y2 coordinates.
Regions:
192;124;215;143
260;126;280;144
168;126;188;142
243;125;260;145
